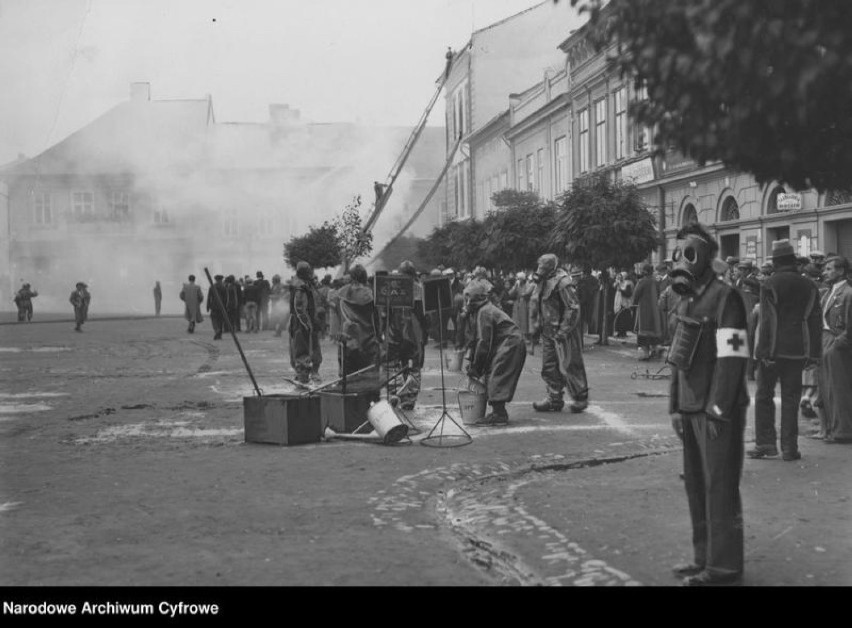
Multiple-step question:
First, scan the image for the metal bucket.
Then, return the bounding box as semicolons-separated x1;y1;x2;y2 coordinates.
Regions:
366;400;409;444
457;390;487;425
446;348;465;372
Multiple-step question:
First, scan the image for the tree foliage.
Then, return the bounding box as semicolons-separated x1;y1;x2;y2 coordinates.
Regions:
417;190;558;272
484;190;558;271
373;234;430;273
568;0;852;192
550;173;658;270
284;221;341;270
334;195;373;270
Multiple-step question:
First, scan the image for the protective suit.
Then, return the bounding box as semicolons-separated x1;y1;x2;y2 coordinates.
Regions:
328;266;381;385
531;254;589;413
289;262;322;384
465;282;527;425
667;223;749;586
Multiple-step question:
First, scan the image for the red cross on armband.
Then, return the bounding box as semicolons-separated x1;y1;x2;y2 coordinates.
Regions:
716;328;749;358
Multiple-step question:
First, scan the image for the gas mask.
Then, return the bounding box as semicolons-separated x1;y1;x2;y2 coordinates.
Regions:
670;235;713;295
535;254;558;284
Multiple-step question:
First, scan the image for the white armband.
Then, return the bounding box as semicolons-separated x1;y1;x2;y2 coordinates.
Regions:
716;328;749;359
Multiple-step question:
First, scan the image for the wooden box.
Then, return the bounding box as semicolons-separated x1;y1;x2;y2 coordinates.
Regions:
320;388;381;433
243;394;322;445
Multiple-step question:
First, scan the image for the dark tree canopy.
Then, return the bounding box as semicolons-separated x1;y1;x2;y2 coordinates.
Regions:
373;234;430;273
283;221;340;270
483;190;558;271
570;0;852;192
418;219;486;271
550;173;659;270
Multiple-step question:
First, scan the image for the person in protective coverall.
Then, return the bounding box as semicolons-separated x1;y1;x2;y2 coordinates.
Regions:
327;264;381;384
289;261;323;384
464;281;527;425
531;254;589;413
667;222;750;586
386;260;428;410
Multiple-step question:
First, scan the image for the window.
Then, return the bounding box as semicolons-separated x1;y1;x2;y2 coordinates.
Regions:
721;197;740;222
499;171;508;191
109;191;131;219
456;164;469;218
517;159;525;190
634;83;651;152
554;136;568;193
526;154;534;192
72;191;94;218
153;206;170;225
537;149;545;194
767;186;786;214
594;98;607;167
453;86;466;138
33;192;52;225
614;88;627;160
682;203;698;226
578;109;590;173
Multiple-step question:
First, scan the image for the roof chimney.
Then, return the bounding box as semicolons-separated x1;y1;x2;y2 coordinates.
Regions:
130;82;151;102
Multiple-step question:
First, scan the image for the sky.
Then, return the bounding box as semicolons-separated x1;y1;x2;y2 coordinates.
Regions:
0;0;563;165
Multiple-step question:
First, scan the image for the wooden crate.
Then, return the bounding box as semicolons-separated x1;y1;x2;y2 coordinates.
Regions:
320;388;381;433
243;394;322;446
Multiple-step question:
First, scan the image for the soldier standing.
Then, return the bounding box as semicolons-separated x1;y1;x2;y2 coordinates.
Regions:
667;223;750;586
14;283;38;322
206;274;228;341
531;254;589;414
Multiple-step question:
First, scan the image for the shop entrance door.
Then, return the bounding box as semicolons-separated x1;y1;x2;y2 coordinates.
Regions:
767;226;790;247
836;219;852;260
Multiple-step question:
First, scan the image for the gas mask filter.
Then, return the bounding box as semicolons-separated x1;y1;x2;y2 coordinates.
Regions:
670;235;712;295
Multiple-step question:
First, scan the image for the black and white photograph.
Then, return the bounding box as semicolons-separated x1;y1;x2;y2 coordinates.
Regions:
1;0;851;603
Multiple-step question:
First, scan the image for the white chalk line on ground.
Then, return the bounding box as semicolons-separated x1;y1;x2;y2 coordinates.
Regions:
0;403;52;414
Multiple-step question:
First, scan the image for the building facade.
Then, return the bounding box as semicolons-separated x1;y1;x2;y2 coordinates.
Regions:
0;84;446;312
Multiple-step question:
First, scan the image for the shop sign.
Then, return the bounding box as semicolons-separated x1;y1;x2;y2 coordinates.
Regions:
620;157;655;184
777;193;802;211
746;238;757;259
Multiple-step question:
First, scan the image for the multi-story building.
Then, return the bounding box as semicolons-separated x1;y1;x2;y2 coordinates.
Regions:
0;84;445;312
558;20;852;263
443;0;582;222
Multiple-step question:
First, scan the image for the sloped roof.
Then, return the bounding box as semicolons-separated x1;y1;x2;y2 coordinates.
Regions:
4;98;212;177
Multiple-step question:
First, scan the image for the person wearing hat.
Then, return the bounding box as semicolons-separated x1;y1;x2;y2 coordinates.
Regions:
14;282;38;322
633;263;665;360
206;274;228;340
809;250;826;270
463;280;527;426
179;274;204;334
69;282;91;332
724;257;740;285
223;275;242;333
289;261;323;384
750;240;822;462
531;254;589;413
757;260;774;282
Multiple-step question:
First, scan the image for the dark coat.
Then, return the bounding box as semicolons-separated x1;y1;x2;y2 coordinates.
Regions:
755;266;822;360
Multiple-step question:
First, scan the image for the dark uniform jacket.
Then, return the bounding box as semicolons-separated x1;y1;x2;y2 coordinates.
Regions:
755;266;822;360
668;277;750;420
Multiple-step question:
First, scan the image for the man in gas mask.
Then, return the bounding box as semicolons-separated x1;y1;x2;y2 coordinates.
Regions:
464;281;527;425
289;261;323;384
530;254;589;413
667;223;750;586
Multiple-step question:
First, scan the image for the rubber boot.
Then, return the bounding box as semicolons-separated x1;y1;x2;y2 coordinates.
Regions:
533;396;564;412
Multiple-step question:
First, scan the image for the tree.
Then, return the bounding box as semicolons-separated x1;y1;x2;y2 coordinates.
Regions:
568;0;852;192
283;221;340;270
372;234;430;273
334;195;373;271
419;218;487;271
550;173;658;271
483;190;558;271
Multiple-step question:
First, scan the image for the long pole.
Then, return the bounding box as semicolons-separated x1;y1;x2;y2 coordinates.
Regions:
203;267;262;397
